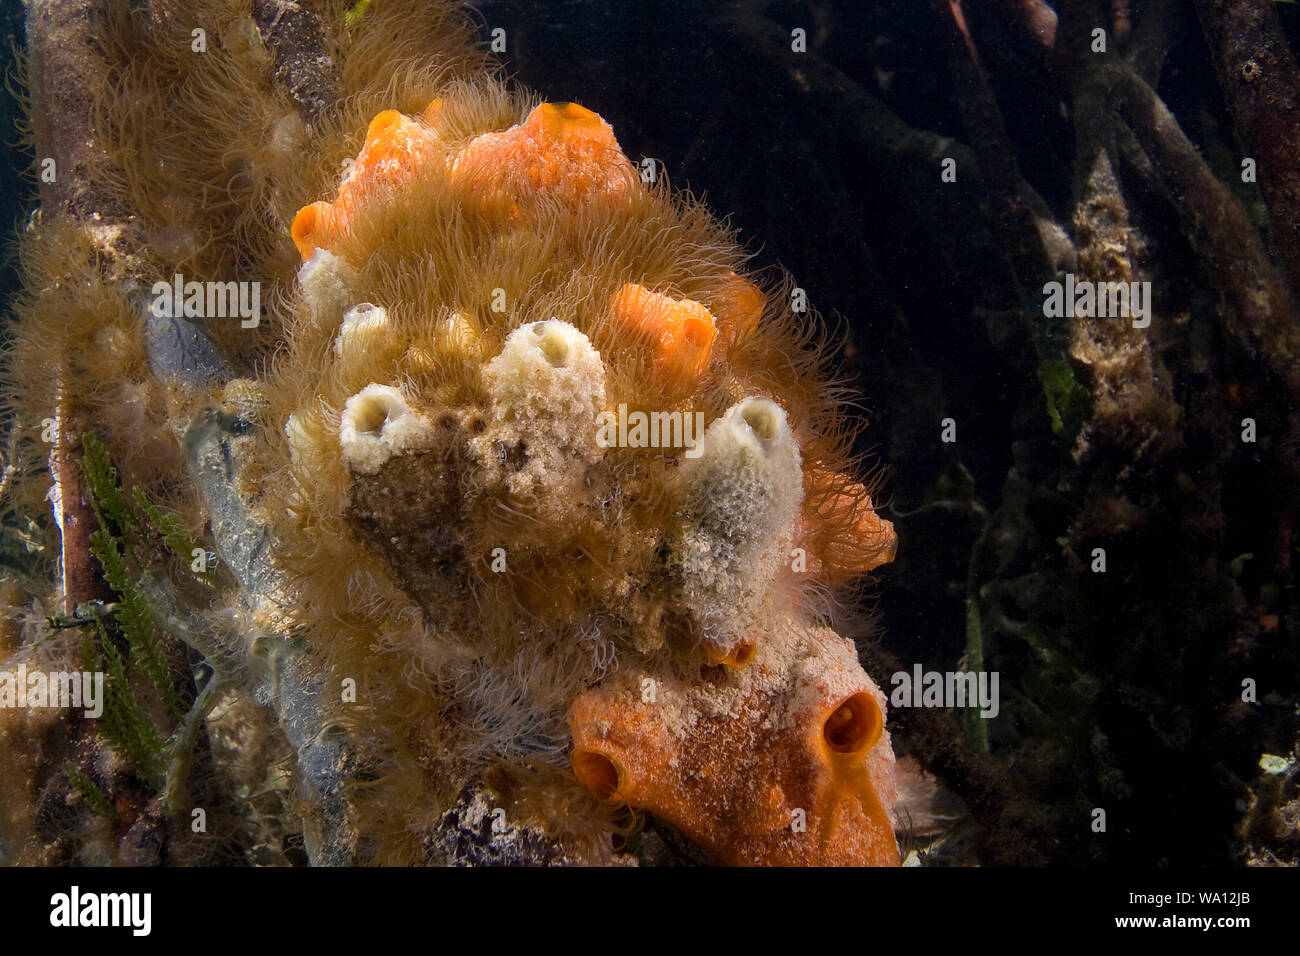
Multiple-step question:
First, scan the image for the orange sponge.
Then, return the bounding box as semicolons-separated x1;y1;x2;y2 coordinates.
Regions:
716;271;765;344
292;101;637;258
568;622;900;866
291;109;438;258
608;283;717;390
798;469;898;586
451;101;637;219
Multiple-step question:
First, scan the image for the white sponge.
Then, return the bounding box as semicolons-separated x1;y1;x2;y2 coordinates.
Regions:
297;248;358;331
675;397;804;634
333;302;391;365
472;319;607;511
339;384;435;475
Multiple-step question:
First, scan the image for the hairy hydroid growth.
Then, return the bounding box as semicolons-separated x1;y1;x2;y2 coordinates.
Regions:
3;0;897;865
264;85;899;863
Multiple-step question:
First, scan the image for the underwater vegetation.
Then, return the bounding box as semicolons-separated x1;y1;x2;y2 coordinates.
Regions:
0;0;1297;868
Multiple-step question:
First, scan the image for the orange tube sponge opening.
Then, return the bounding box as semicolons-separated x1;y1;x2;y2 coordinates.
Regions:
608;283;718;390
572;749;623;803
353;109;429;177
568;622;900;866
823;692;883;754
705;636;756;669
291;201;335;259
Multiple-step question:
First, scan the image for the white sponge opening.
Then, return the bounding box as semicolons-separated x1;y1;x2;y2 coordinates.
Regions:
339;384;435;475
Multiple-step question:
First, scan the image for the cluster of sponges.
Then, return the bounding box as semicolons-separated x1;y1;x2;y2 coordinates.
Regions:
261;80;900;864
292;100;635;259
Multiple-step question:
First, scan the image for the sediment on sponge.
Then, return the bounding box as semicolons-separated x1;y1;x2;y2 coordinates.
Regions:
467;319;607;524
567;615;900;866
334;300;386;351
674;397;804;647
298;249;360;333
